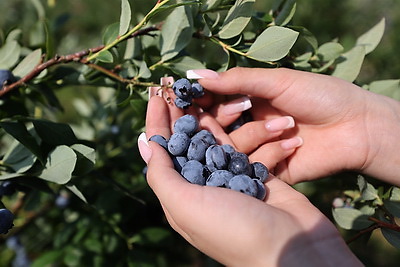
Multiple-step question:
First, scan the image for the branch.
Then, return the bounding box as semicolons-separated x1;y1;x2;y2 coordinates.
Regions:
0;26;160;98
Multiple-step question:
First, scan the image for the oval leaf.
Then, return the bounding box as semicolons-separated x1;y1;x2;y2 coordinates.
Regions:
356;18;385;54
332;207;374;230
0;40;21;69
160;6;194;61
97;50;114;63
246;26;299;62
13;48;42;78
332;45;365;82
39;145;77;184
317;42;344;61
218;0;255;39
381;228;400;249
119;0;131;36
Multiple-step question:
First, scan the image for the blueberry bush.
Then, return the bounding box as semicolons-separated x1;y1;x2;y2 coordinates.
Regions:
1;0;400;266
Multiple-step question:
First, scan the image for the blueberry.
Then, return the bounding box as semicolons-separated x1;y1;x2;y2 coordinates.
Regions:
251;162;269;183
228;152;252;176
181;160;208;185
205;145;228;170
168;132;191;156
206;170;233;187
0;208;14;234
172;156;188;173
191;82;204;98
173;114;199;136
172;78;193;100
228;175;258;197
192;129;217;146
174;97;192;109
0;181;16;197
0;70;16;88
149;135;168;150
253;179;267;200
220;144;235;158
187;138;208;162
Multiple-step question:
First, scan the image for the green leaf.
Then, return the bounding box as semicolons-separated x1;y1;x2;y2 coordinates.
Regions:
0;40;22;69
166;56;206;76
2;134;38;174
119;0;131;36
201;0;223;11
103;22;119;45
390;187;400;201
381;228;400;249
273;0;296;26
32;119;78;146
97;50;114;63
384;200;400;218
331;45;365;82
66;184;88;203
218;0;255;39
356;18;385;54
160;6;194;61
71;144;96;176
357;175;378;201
0;173;23;180
31;251;63;267
332;207;374;230
246;26;299;62
39;145;77;184
0;121;43;161
367;79;400;101
138;61;151;79
317;42;344;61
12;48;42;78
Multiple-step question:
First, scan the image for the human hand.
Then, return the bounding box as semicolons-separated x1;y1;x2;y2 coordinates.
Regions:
138;96;362;266
191;68;400;185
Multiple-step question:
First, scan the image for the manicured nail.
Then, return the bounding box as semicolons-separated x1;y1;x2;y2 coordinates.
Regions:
148;86;162;99
222;96;252;116
187;69;219;79
160;76;175;86
138;132;152;163
265;116;295;132
281;137;303;150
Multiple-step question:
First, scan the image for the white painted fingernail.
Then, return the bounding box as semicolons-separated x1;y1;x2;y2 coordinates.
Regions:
265;116;295;132
138;132;152;163
281;137;303;150
222;96;252;116
187;69;219;79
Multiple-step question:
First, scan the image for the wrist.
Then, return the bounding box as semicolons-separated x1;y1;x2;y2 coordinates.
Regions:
361;93;400;185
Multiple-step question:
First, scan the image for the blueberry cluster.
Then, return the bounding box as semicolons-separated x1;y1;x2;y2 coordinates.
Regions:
172;78;204;109
0;208;14;234
149;114;269;200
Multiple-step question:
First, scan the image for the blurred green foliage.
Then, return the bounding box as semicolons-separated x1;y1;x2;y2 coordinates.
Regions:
0;0;400;266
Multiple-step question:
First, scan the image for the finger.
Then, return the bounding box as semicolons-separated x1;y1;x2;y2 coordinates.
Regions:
248;137;303;170
198;112;235;146
146;95;172;139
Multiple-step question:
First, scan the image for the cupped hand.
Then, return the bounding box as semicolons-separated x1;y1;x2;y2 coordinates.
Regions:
139;95;362;267
195;67;400;185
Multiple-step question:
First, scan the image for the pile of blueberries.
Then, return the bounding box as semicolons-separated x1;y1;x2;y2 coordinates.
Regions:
150;113;269;200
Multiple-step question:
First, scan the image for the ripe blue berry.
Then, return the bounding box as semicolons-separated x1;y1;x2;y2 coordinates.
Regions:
192;129;217;146
149;135;168;150
253;179;267;200
173;78;193;100
228;152;252;176
174;96;192;109
0;181;16;197
187;138;208;162
251;162;269;183
173;114;199;136
181;160;208;185
206;170;233;187
0;70;16;88
0;208;14;234
205;145;228;170
172;156;188;173
168;132;191;156
191;82;204;98
228;175;258;197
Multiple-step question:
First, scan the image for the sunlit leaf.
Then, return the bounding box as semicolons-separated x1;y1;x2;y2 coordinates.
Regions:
332;45;365;82
356;18;385;54
13;48;42;78
66;184;88;203
39;145;77;184
97;50;114;63
317;42;344;61
332;207;374;230
2;140;36;173
119;0;131;36
0;40;21;69
103;22;119;45
367;79;400;101
218;0;255;39
246;26;299;62
357;175;378;201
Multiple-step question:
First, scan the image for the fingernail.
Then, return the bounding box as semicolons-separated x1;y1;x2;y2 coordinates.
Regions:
149;86;162;99
222;96;252;116
160;76;175;86
281;137;303;150
187;69;219;79
138;132;152;163
265;116;295;132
